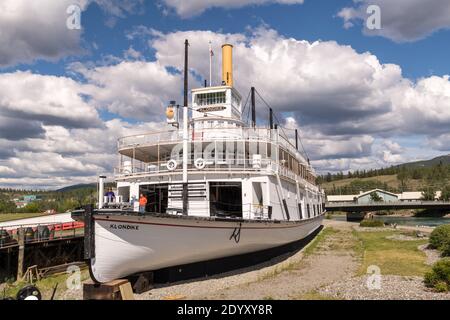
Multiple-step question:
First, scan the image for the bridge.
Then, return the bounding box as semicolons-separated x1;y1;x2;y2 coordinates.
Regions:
325;201;450;221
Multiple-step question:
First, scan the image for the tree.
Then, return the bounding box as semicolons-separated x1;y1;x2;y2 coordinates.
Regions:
370;192;383;202
421;187;436;201
440;185;450;202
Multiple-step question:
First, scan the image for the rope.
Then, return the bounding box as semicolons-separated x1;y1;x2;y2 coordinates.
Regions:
254;89;310;162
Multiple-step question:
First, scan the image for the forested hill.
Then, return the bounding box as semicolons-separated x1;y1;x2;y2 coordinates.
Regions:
319;154;450;195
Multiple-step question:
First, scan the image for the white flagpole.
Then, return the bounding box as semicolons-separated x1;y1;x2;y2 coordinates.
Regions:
209;41;212;87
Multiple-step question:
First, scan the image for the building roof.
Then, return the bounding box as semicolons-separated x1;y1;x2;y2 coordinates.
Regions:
327;189;443;202
398;192;423;200
327;195;356;202
357;189;398;198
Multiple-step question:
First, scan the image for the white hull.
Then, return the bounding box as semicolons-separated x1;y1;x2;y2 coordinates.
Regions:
90;213;324;283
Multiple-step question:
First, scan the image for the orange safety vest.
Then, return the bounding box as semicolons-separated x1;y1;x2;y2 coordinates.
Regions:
139;196;147;206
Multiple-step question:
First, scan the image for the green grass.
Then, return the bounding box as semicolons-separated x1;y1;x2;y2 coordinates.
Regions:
0;213;49;223
258;227;339;281
354;230;430;276
2;269;89;300
303;227;339;256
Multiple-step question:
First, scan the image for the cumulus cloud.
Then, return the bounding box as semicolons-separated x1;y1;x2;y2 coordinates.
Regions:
338;0;450;42
3;25;450;186
161;0;304;18
0;0;144;67
72;60;185;120
0;71;102;129
0;0;87;67
428;133;450;152
149;27;450;137
147;27;450;173
0;118;167;188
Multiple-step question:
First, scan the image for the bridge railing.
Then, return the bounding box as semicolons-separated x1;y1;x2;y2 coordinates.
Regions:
325;200;450;212
0;221;84;249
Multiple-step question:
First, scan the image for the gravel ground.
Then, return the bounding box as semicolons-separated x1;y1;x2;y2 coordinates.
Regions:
418;244;442;266
386;234;428;241
319;275;450;300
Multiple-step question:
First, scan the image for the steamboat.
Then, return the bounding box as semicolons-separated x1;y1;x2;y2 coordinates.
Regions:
73;40;325;283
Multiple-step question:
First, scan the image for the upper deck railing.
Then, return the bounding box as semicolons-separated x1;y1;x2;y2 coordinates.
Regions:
118;127;308;166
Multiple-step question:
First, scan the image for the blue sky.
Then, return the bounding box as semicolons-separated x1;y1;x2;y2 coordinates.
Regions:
0;0;450;188
11;0;450;79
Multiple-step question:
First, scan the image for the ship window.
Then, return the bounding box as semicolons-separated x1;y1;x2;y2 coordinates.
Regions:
196;91;226;106
307;204;310;218
231;91;240;106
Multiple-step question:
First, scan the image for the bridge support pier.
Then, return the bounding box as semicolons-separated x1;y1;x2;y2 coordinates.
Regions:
346;212;367;222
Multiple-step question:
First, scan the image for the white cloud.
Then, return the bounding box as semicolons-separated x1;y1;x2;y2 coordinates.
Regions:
0;0;88;67
0;118;167;188
381;140;404;155
148;27;450;174
0;0;144;67
3;26;450;187
149;27;450;138
73;60;184;120
161;0;304;18
0;71;101;129
338;0;450;42
428;134;450;152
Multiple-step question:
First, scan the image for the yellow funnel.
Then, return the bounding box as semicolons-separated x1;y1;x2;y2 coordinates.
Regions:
222;44;233;86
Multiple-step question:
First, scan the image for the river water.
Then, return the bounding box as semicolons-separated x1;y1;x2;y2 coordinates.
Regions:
331;215;450;227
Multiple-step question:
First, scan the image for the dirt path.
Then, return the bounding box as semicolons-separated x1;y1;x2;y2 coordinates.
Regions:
137;220;360;300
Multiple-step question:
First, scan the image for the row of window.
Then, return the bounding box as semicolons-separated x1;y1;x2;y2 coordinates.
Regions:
279;149;315;183
196;92;226;106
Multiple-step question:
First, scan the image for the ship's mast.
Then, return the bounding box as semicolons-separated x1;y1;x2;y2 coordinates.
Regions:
209;41;212;87
182;39;189;215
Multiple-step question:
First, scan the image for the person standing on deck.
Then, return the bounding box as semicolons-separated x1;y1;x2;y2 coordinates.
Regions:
139;194;147;214
105;188;115;203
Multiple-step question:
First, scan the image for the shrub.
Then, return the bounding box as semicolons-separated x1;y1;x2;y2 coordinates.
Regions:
442;242;450;257
359;220;385;228
429;224;450;251
435;282;449;293
424;258;450;292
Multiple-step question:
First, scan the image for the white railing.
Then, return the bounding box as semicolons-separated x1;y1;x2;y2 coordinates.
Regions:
118;127;308;167
115;158;275;176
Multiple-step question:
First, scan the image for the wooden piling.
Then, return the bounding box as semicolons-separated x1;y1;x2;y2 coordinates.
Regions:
16;228;25;280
